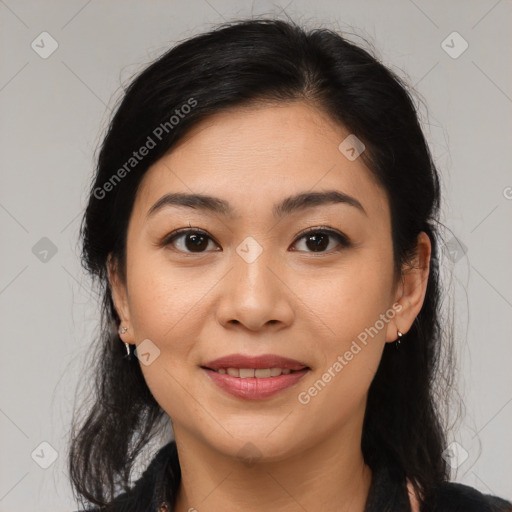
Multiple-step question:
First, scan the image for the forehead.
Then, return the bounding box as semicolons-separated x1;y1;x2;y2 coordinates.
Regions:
134;101;389;222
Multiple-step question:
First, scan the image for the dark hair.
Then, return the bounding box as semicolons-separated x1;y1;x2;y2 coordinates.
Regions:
69;17;453;509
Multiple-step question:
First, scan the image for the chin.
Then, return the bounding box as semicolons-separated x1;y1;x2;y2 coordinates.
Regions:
204;426;304;465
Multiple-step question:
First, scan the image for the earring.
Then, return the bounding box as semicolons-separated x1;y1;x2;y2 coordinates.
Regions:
118;326;132;361
123;342;133;361
395;330;403;350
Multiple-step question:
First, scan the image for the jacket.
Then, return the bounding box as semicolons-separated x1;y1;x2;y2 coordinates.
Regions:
79;440;512;512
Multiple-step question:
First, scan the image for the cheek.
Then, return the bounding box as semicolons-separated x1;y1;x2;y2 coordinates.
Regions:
292;266;394;435
294;251;395;404
125;259;213;414
298;252;395;343
124;248;222;385
125;247;212;340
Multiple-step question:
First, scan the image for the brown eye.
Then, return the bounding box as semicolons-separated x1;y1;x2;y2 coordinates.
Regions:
291;228;350;253
164;229;219;253
162;227;350;255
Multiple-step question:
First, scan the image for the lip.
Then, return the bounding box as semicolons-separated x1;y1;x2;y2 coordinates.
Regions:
202;354;309;371
201;353;310;400
202;367;310;400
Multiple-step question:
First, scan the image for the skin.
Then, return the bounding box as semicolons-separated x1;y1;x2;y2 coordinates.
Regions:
109;101;431;512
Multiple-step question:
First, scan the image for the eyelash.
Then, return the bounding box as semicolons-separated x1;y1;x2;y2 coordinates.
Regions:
160;226;351;255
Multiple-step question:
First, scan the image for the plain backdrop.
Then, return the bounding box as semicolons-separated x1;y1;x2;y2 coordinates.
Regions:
0;1;511;510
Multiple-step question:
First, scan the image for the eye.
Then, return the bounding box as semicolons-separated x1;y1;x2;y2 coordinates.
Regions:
162;228;220;254
291;227;351;253
161;226;350;255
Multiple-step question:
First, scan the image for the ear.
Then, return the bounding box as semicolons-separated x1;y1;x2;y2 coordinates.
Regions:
107;254;134;343
385;232;432;342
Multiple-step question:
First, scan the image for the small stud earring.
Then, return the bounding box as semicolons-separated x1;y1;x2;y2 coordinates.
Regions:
119;326;128;335
395;330;403;349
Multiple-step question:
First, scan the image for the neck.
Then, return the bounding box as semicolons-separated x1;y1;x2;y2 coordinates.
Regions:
172;426;372;512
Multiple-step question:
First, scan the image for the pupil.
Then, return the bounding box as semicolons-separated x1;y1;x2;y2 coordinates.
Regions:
186;233;208;252
183;233;330;252
306;233;328;251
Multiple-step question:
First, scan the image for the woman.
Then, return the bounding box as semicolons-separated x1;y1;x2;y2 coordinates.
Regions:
69;17;512;512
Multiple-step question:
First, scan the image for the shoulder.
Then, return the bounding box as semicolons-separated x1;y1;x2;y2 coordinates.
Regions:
425;481;512;512
71;441;179;512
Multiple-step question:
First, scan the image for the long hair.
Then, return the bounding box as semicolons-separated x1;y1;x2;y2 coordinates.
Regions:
69;17;453;509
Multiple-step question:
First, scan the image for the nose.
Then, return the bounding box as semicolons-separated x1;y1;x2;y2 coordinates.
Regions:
215;244;295;332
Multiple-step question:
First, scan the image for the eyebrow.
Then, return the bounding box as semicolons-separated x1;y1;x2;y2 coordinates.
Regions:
146;190;367;220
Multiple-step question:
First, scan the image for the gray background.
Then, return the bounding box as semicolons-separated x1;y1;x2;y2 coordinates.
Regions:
1;1;511;510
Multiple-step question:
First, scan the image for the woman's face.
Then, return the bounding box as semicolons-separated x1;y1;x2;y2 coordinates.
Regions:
110;101;424;461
